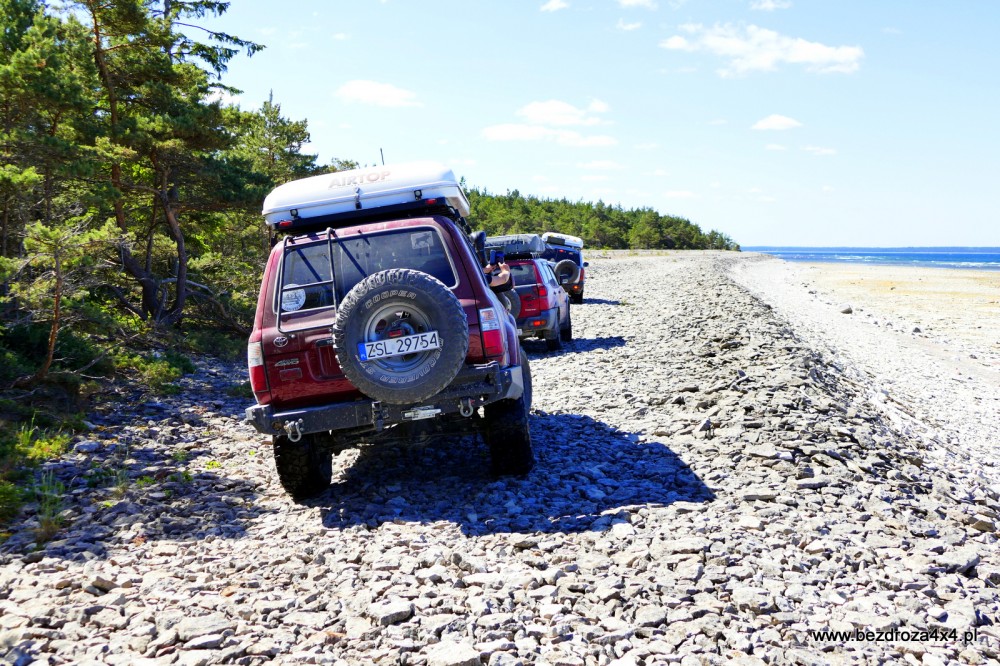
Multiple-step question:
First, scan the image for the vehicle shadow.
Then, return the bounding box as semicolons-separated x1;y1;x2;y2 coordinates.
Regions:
521;335;626;357
577;298;620;306
0;396;268;562
316;412;713;535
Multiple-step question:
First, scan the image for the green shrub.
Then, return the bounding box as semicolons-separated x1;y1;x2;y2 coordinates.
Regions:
33;470;65;542
0;481;22;525
185;329;244;362
113;350;196;394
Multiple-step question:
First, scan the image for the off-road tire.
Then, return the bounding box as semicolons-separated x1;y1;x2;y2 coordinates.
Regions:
482;349;534;476
272;433;333;500
560;307;573;342
333;269;469;404
553;259;581;285
503;290;521;318
545;315;563;351
570;291;584;305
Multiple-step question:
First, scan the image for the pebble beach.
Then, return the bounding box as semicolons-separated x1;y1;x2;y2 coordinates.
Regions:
2;251;999;665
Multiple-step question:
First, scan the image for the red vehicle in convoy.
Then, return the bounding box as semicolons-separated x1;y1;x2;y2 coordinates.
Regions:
508;258;572;351
244;163;534;499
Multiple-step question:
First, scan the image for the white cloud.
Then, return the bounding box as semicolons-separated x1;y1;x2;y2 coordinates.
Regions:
661;35;689;50
803;145;837;156
752;114;802;130
619;0;657;8
485;99;615;147
516;99;609;126
747;187;762;193
617;19;642;31
206;88;240;106
822;185;834;192
665;190;696;198
660;23;864;76
758;196;777;202
577;160;626;169
336;80;421;107
581;175;609;182
588;99;610;114
750;0;792;10
765;143;787;150
650;168;670;176
332;33;350;40
541;0;569;11
883;27;902;35
481;124;618;147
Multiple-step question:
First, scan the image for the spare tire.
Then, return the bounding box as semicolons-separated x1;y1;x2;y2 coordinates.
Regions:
553;259;581;285
333;269;469;404
501;290;521;318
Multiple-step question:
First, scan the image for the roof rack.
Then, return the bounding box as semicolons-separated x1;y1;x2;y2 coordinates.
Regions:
270;199;472;241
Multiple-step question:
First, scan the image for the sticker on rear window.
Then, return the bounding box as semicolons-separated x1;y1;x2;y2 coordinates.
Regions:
411;231;433;251
281;286;306;312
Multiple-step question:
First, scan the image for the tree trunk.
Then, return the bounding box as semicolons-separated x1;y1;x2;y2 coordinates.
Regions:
33;252;62;383
89;6;161;321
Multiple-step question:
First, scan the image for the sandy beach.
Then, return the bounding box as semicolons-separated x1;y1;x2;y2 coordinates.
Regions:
731;253;1000;489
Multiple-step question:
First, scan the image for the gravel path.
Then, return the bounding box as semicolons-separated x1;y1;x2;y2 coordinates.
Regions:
2;252;999;665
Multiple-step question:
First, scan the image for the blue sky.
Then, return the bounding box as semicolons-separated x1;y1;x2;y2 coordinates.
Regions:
200;1;1000;247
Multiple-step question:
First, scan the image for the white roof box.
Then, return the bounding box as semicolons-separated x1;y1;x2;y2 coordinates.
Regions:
262;161;470;228
542;232;584;249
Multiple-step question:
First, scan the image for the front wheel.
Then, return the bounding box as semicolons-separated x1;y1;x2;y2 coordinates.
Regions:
272;433;335;500
482;351;534;476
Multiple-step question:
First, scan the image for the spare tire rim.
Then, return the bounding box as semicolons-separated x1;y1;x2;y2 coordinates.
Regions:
362;301;437;375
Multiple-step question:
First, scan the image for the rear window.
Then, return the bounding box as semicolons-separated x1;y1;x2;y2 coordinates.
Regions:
276;227;457;323
543;247;581;264
508;262;538;287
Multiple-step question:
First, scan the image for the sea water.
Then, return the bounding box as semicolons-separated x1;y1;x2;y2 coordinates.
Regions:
743;247;1000;271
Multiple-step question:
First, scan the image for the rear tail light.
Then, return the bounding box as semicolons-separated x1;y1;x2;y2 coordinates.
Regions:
248;332;268;398
537;286;548;298
479;307;504;358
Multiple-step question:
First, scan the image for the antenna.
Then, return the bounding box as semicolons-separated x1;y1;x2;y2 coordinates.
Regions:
380;148;385;166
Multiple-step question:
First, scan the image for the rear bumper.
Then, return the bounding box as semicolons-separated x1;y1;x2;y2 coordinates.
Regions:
562;280;584;294
516;307;558;337
245;361;523;437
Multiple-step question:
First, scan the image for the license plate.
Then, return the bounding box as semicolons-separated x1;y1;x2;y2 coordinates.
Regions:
358;331;441;362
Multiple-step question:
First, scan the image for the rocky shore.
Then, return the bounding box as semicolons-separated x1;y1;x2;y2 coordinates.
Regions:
2;252;999;665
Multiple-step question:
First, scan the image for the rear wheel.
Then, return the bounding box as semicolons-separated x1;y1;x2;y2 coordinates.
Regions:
482;350;533;476
570;292;583;305
545;312;563;351
272;433;335;500
560;307;573;342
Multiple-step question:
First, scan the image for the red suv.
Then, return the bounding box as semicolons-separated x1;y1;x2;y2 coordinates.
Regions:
245;163;533;499
508;258;572;351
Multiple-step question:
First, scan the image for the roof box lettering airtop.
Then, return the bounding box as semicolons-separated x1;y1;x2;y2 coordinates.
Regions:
262;161;470;231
